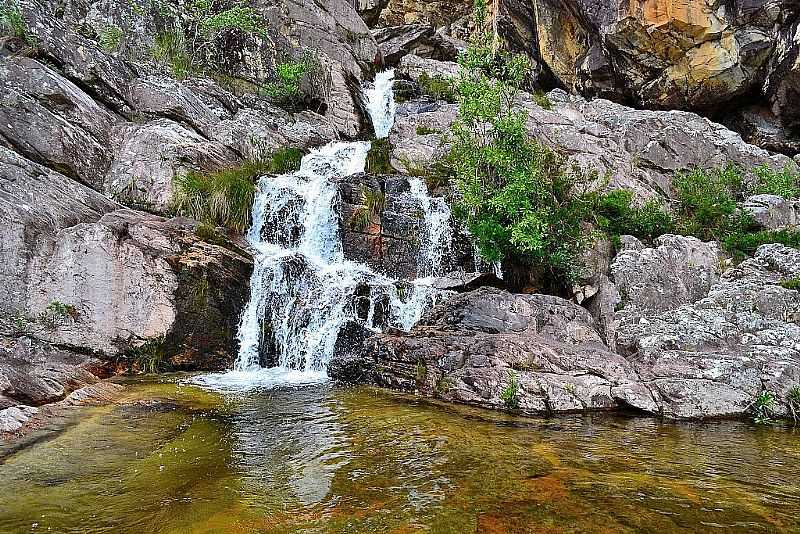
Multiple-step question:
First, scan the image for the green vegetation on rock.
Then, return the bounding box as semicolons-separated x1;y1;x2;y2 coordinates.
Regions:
500;370;520;409
752;164;800;199
750;391;777;425
366;138;394;175
261;54;319;112
98;24;123;52
0;0;30;43
417;72;457;103
349;186;385;230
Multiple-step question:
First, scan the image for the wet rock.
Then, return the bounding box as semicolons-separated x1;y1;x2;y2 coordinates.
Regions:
398;54;462;82
0;405;38;433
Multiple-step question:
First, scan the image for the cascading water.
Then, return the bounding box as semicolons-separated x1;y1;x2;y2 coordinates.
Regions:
195;70;454;390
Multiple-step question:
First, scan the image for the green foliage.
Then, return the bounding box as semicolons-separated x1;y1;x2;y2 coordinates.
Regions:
152;30;192;79
98;24;123;52
417;73;457;103
0;0;28;41
266;147;304;174
673;165;745;241
751;391;777;425
532;90;552;110
415;359;427;383
500;370;520;410
128;336;167;374
194;222;226;245
173;161;267;233
39;300;79;330
415;125;440;136
200;6;264;35
366;138;394;175
781;278;800;291
594;189;674;243
787;386;800;422
751;164;800;199
349;186;385;230
722;228;800;261
261;55;317;111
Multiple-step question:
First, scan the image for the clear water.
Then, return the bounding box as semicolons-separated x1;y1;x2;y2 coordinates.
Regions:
2;378;798;533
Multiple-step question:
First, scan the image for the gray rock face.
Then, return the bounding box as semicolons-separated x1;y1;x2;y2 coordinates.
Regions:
611;235;722;316
742;195;800;230
390;85;795;198
0;147;251;366
332;287;655;414
616;244;800;419
373;25;463;66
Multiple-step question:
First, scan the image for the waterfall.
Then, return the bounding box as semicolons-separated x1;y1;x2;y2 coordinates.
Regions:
194;70;454;390
364;69;396;139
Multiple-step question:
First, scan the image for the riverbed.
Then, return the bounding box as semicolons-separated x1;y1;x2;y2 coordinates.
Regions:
1;376;798;533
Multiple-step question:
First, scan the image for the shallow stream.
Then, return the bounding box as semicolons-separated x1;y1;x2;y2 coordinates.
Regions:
1;377;798;533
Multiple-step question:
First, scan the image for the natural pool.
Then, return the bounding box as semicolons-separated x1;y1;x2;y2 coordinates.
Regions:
1;376;798;533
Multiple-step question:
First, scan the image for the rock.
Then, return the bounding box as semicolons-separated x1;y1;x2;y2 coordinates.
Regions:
742;195;800;230
615;244;800;419
378;0;473;27
427;271;505;292
127;76;221;137
398;54;462;82
611;235;723;316
0;148;252;367
332;287;656;415
390;89;795;198
373;25;462;66
763;18;800;134
106;119;239;213
726;105;800;157
0;405;38;433
0;56;116;189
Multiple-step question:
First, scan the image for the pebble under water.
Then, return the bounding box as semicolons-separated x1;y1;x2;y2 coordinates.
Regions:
1;377;798;533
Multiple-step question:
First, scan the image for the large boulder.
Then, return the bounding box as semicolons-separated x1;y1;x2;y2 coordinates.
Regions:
332;287;657;415
616;244;800;419
0;147;252;369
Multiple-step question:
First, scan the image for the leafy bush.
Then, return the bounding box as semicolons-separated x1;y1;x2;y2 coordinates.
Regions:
39;300;79;330
417;73;457;103
200;6;264;35
722;227;800;261
673;165;745;241
98;24;123;52
500;370;520;409
751;164;800;199
751;391;777;425
128;336;167;374
0;0;28;41
532;90;552;110
594;189;673;243
366;138;394;174
261;55;318;111
416;125;440;136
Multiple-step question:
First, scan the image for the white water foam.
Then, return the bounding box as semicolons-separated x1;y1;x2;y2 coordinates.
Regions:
192;71;453;391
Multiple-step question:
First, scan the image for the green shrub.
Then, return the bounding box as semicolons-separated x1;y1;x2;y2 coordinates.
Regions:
751;391;777;425
349;186;385;230
261;55;317;111
0;0;28;41
128;336;167;374
39;300;79;329
781;278;800;291
532;90;552;110
417;72;457;103
722;227;800;261
594;189;673;243
751;164;800;199
200;6;264;35
366;138;394;175
98;24;123;52
673;165;745;241
152;30;192;79
500;370;520;409
266;147;304;174
173;161;268;233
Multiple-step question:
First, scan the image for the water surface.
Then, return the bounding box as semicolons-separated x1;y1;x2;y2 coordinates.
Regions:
1;377;798;533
